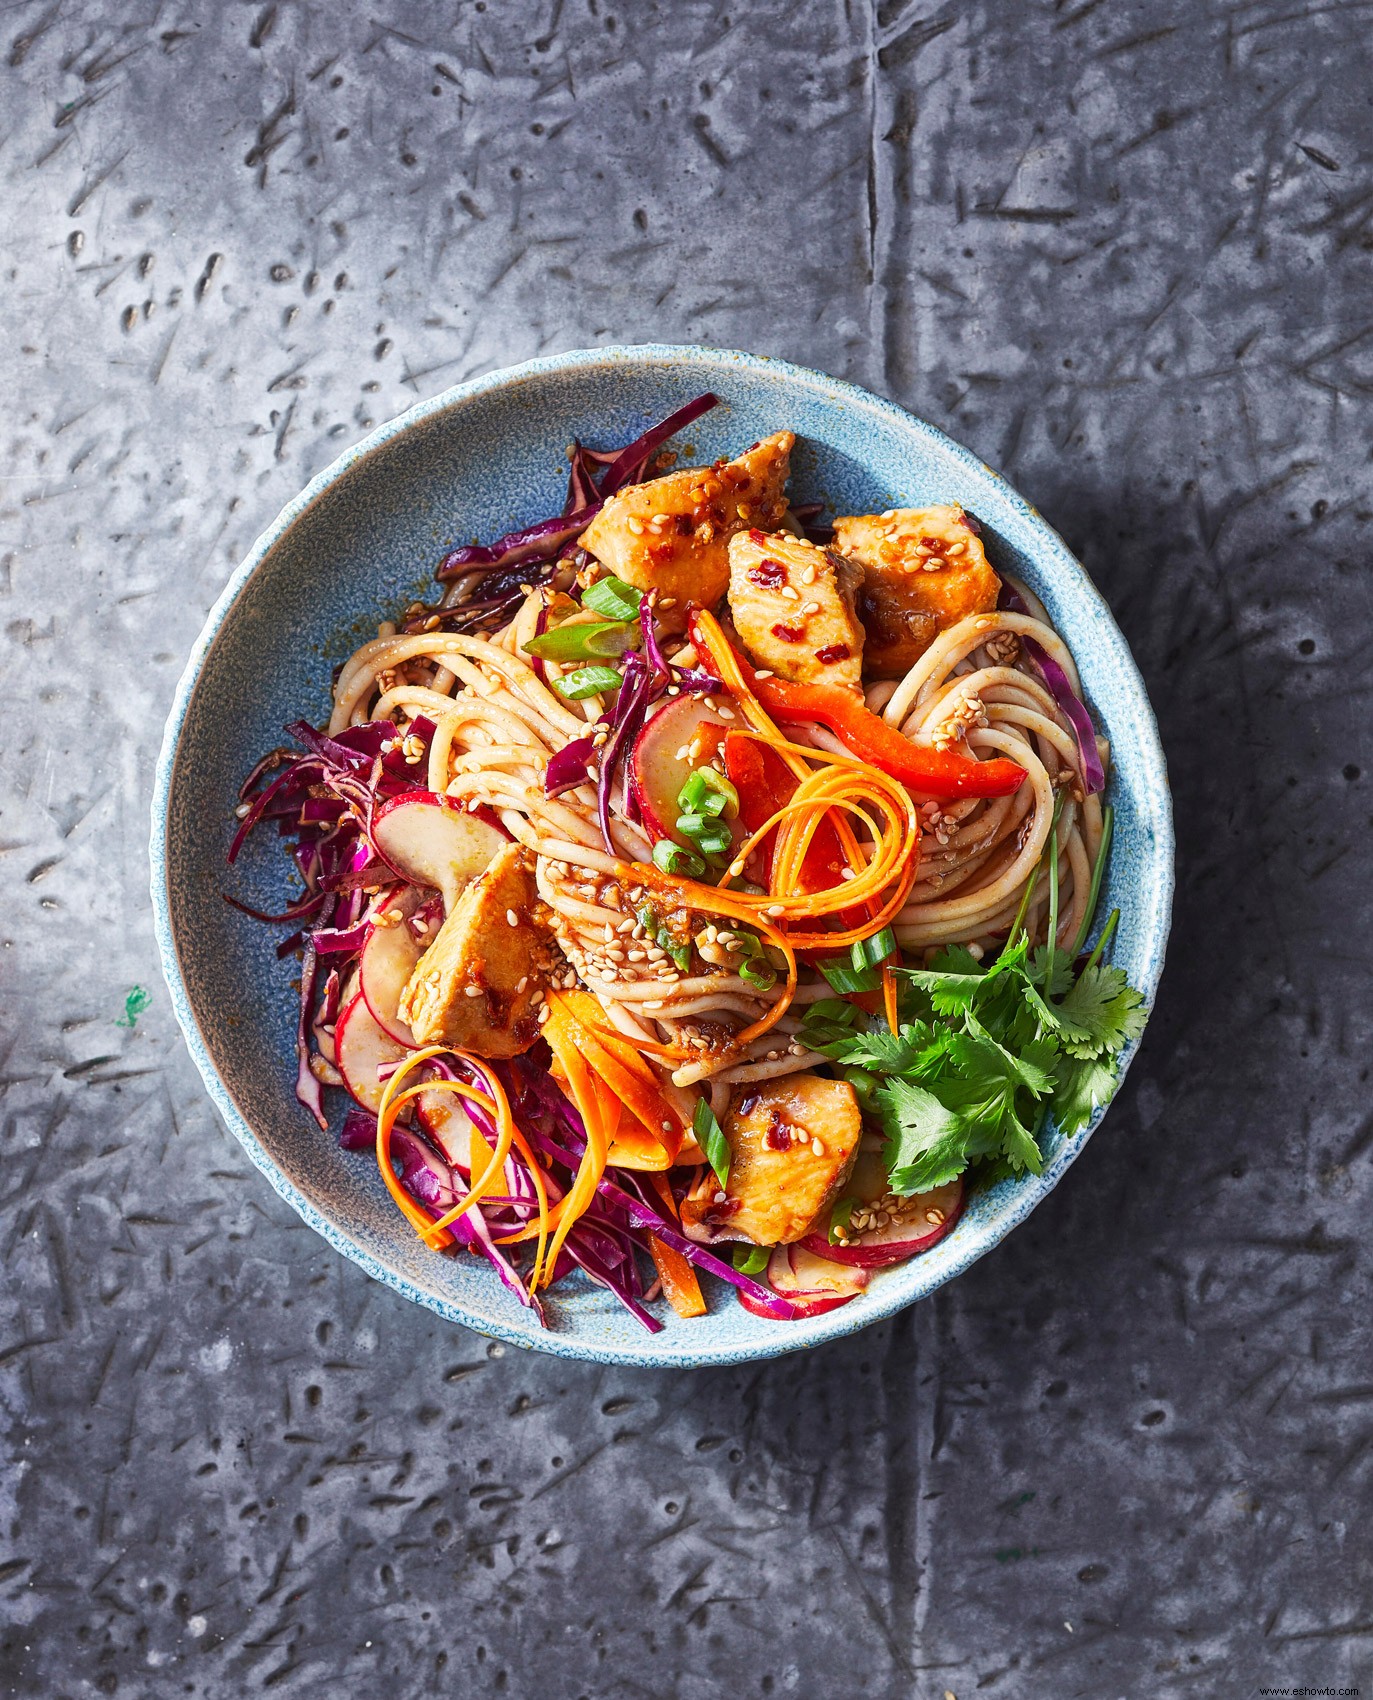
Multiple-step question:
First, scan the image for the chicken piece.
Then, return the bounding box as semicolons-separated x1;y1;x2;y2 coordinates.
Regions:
578;431;794;628
683;1075;862;1246
830;504;1000;677
398;844;556;1057
726;530;865;689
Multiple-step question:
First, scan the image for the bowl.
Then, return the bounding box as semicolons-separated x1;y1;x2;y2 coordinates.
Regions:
150;344;1174;1367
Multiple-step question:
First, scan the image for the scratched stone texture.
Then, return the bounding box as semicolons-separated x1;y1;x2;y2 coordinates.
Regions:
1;1;1370;1696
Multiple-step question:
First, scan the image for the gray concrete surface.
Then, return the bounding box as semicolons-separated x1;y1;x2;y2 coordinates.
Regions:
2;3;1370;1696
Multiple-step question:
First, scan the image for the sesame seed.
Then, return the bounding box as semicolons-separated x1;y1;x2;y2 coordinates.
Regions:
766;904;784;916
661;1119;673;1132
714;1190;728;1205
801;565;816;584
627;949;645;961
644;999;664;1010
516;975;529;993
652;513;672;526
464;984;484;998
627;516;645;535
506;909;519;927
780;585;799;601
234;801;253;819
675;745;691;761
801;601;820;616
925;1207;945;1225
812;1138;825;1157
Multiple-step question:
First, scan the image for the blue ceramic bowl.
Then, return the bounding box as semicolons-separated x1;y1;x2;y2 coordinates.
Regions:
151;345;1173;1367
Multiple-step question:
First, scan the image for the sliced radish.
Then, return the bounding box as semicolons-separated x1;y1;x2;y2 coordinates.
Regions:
630;696;730;845
415;1087;474;1172
372;792;506;910
358;887;427;1045
313;1018;339;1067
801;1178;964;1268
736;1242;869;1319
335;989;410;1114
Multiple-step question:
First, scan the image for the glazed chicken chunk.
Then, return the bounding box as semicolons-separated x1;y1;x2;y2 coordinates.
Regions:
579;431;793;628
831;503;1000;677
685;1075;862;1246
399;843;556;1057
726;529;865;690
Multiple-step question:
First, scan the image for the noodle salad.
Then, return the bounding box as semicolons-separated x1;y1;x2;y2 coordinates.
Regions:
229;394;1145;1328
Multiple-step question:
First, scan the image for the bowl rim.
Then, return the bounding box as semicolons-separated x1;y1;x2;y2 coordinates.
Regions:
150;341;1175;1368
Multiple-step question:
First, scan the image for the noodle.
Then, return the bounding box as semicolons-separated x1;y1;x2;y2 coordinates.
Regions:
325;588;1102;1079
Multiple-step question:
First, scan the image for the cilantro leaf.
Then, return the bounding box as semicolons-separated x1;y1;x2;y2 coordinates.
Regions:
899;964;986;1018
1052;964;1147;1060
1051;1053;1121;1136
879;1079;969;1193
1029;944;1076;998
831;1020;951;1078
952;1011;1056;1099
928;943;986;977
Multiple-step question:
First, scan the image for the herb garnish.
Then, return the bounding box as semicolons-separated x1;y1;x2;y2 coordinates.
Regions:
798;917;1145;1196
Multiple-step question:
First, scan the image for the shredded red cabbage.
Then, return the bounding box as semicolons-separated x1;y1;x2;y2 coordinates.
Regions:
433;394;720;594
339;1106;377;1150
545;734;597;795
997;583;1105;795
595;392;719;497
436;505;603;581
294;935;329;1132
504;1057;811;1321
594;651;657;854
222;890;325;926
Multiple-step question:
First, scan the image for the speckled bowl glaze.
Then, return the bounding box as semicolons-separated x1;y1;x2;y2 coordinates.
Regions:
151;345;1173;1367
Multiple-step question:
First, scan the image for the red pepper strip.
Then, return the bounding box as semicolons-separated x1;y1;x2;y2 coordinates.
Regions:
722;732;871;943
754;675;1025;798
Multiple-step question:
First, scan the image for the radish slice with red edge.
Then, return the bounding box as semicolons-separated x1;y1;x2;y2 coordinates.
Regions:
736;1243;869;1320
358;886;427;1045
629;695;730;846
415;1087;475;1173
800;1178;964;1269
372;791;507;910
334;990;409;1115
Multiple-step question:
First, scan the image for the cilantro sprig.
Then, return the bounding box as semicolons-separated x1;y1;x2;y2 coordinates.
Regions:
798;917;1145;1197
